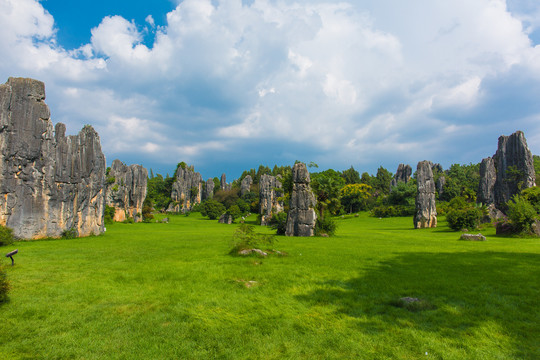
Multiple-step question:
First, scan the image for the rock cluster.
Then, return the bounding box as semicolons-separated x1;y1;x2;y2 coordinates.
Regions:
259;174;284;225
478;131;536;211
170;164;203;212
414;160;437;228
105;159;148;222
218;213;233;224
286;162;317;236
240;175;253;197
0;77;106;239
390;164;412;188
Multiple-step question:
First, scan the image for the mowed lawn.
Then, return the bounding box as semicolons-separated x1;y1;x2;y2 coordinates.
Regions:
0;213;538;359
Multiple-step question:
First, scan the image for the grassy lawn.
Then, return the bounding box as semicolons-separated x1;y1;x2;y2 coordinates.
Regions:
0;213;538;359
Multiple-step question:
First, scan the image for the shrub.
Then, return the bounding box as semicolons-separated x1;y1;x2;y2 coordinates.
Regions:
226;205;242;222
0;225;15;246
506;195;538;234
315;213;338;236
521;186;540;213
104;206;116;224
446;208;483;231
142;205;154;223
122;217;135;224
229;223;275;255
371;205;415;218
268;212;288;235
191;203;203;213
201;199;226;220
61;228;78;239
0;265;9;303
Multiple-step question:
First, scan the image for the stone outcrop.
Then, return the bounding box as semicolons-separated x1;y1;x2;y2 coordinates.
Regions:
460;233;487;241
170;164;203;212
414;160;437;228
0;77;106;239
493;131;536;210
203;178;214;200
220;173;232;191
240;175;253;197
390;164;412;188
477;157;496;205
286;162;317;236
259;174;284;225
436;176;446;197
218;213;233;224
105;159;148;222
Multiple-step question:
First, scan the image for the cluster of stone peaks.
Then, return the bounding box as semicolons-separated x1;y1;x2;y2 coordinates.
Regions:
0;78;106;239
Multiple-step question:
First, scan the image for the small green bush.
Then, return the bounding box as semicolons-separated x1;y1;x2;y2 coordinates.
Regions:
104;206;116;224
106;176;116;184
142;205;154;223
446;208;483;231
0;265;9;303
315;213;337;236
201;200;226;220
371;205;415;218
0;225;15;246
61;228;78;239
506;195;538;234
230;223;275;255
226;205;242;222
268;212;288;235
521;186;540;213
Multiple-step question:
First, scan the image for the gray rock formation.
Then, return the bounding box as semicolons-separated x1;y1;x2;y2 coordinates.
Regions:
0;77;106;239
436;176;446;197
390;164;412;188
414;160;437;229
460;233;487;241
259;174;284;226
493;131;536;210
286;162;317;236
240;175;253;197
218;213;233;224
170;164;203;212
477;157;496;205
203;178;214;200
220;173;232;191
105;159;148;222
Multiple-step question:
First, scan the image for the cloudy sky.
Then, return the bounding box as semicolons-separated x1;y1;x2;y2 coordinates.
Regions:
1;0;540;180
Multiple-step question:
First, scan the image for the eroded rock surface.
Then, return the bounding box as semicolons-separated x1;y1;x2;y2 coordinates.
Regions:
105;159;148;222
414;160;437;229
0;77;106;239
477;157;496;206
286;162;317;236
170;164;203;212
259;174;283;226
240;175;253;197
203;178;214;200
390;164;412;188
493;131;536;210
220;173;232;191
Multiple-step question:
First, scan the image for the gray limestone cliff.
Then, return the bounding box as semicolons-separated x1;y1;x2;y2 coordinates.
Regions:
0;77;106;239
390;164;412;188
493;131;536;210
414;160;437;229
240;175;253;197
477;157;496;206
170;164;203;212
259;174;283;226
105;159;148;222
286;162;317;236
220;173;232;191
203;178;214;200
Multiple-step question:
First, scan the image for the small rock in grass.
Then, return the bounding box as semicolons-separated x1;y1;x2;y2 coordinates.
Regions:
460;233;486;241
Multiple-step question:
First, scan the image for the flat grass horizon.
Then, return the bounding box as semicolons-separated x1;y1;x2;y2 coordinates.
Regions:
0;213;538;359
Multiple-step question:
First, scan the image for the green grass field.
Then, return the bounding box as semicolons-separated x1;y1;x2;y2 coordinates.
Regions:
0;213;538;359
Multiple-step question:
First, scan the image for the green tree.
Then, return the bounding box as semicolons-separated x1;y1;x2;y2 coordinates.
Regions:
227;205;242;221
341;166;360;184
311;169;345;218
439;163;480;202
373;166;393;195
201;200;226;220
340;183;372;213
506;195;538;234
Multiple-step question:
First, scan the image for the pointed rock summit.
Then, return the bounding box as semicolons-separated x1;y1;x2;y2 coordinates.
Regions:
414;160;437;229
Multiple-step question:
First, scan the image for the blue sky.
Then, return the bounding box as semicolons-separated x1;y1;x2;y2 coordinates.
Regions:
1;0;540;180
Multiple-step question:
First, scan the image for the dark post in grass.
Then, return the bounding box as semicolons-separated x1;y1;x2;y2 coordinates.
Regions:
5;249;18;266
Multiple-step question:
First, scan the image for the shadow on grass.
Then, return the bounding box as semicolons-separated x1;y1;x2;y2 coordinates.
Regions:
296;251;540;357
